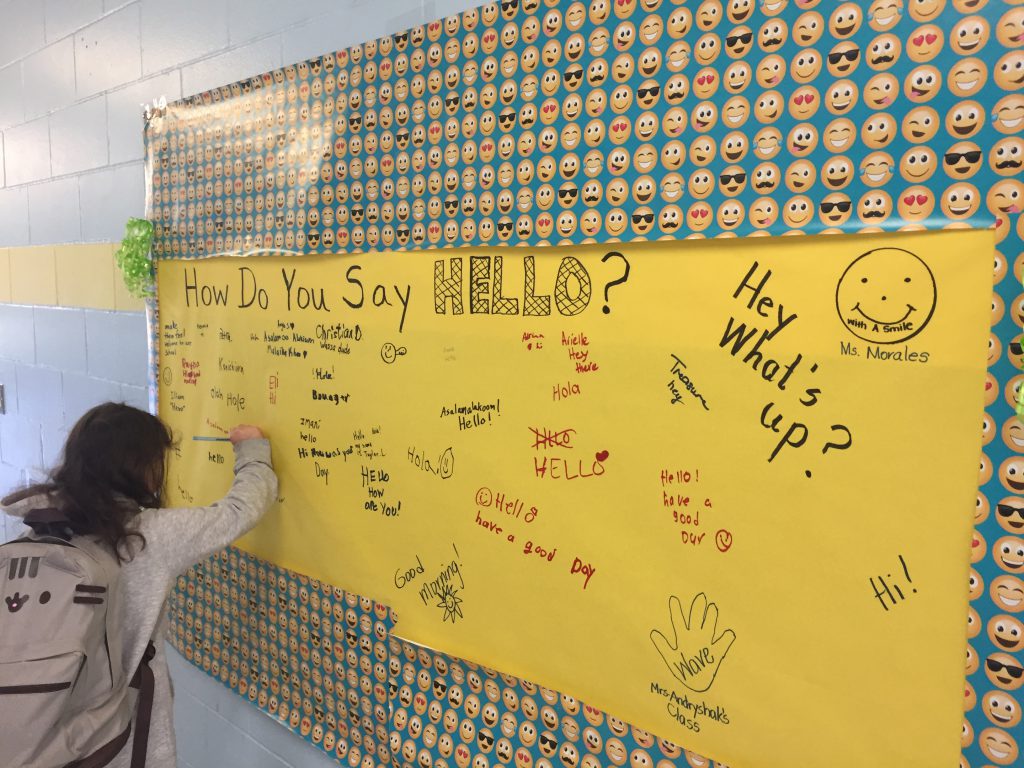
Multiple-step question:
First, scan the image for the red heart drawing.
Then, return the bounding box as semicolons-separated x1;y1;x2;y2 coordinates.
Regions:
595;450;609;462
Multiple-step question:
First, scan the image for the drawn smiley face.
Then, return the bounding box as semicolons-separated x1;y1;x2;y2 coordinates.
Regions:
836;248;937;343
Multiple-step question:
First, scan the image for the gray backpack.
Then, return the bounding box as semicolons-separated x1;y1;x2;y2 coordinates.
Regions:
0;509;153;768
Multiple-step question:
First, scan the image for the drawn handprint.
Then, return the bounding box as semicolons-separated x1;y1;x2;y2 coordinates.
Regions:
650;593;736;693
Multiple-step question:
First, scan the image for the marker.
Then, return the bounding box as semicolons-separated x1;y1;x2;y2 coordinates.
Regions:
192;435;231;442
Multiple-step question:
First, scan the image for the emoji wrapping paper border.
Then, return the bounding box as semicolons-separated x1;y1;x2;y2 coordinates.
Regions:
145;0;1024;766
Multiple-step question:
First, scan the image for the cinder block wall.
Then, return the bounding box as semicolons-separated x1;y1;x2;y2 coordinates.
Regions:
0;1;477;765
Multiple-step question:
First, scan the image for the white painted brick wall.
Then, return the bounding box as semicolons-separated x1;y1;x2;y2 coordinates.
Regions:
50;96;110;176
28;176;83;242
4;117;51;185
76;5;144;98
0;0;483;763
22;37;77;121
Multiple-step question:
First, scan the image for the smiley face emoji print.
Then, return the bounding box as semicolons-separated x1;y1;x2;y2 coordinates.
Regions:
835;247;937;344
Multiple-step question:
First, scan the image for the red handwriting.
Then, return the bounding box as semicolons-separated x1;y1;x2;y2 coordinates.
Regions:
182;358;201;385
562;330;599;373
205;417;228;435
660;467;718;549
472;507;596;591
553;380;581;401
534;455;606;479
570;557;597;589
475;486;539;523
522;331;545;350
530;426;576;450
660;468;699;485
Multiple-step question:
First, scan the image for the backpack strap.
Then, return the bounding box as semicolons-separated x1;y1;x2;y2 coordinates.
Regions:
23;506;68;525
66;641;156;768
22;506;78;540
128;641;157;768
63;727;132;768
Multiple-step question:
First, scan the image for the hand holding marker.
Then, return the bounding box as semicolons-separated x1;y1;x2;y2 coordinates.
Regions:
193;425;266;444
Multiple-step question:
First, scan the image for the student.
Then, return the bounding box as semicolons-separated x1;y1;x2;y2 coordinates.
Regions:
1;402;278;767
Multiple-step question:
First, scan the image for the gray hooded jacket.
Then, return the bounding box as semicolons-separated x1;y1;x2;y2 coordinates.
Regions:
3;437;277;768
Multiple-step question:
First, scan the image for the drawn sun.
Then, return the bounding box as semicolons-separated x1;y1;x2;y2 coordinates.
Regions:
437;585;464;623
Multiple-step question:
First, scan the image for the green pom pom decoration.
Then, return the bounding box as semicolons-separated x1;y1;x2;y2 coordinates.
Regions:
115;217;155;298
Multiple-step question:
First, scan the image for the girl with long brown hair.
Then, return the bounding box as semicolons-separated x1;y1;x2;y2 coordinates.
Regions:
1;402;277;767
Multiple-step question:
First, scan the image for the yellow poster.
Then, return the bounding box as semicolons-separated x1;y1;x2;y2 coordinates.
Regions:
158;229;991;768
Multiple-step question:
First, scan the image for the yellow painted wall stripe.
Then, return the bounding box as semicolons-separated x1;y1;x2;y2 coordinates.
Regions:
0;243;144;312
